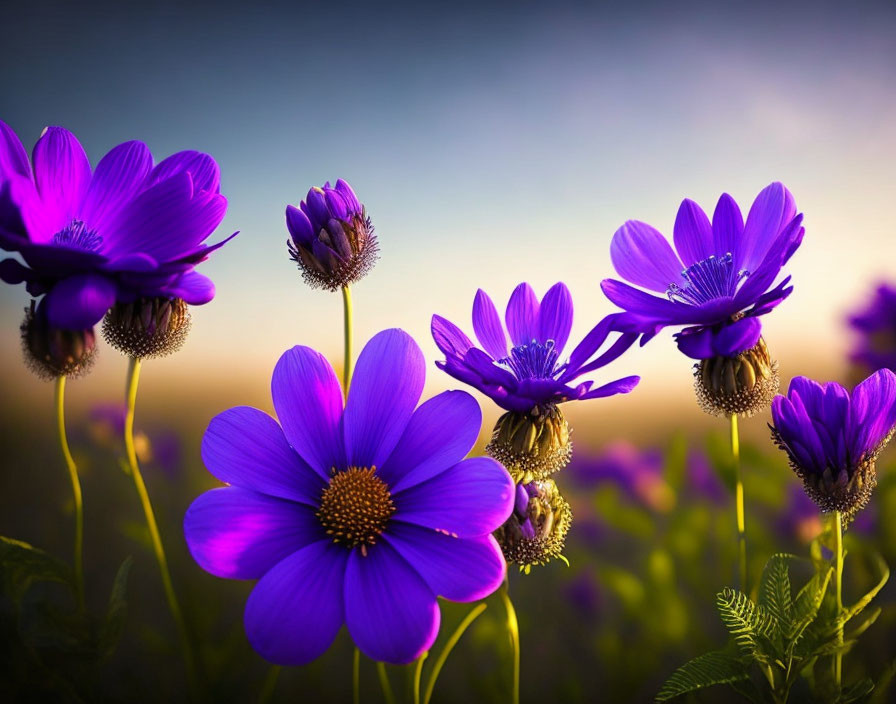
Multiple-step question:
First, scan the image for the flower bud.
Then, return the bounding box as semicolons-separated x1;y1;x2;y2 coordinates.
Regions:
20;300;97;379
286;180;378;291
486;405;571;482
103;297;191;359
694;336;779;417
494;479;572;573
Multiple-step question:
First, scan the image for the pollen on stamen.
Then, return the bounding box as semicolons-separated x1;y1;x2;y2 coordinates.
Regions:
667;253;750;306
317;466;395;550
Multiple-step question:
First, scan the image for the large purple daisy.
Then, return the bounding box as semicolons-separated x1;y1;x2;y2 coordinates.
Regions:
0;120;234;328
184;329;514;665
601;182;804;359
770;370;896;521
431;282;640;414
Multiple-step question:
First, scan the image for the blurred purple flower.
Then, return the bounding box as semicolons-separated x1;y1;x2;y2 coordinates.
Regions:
770;370;896;520
0;121;235;328
601;183;804;359
776;484;823;544
847;282;896;373
185;329;514;665
686;449;727;504
569;442;674;512
87;403;182;479
564;570;603;620
432;282;640;413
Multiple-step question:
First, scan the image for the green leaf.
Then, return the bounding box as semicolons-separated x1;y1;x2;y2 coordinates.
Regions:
716;588;775;658
655;649;750;702
98;557;133;659
791;565;832;643
846;606;881;641
840;677;874;703
759;553;795;635
0;536;72;604
841;552;889;626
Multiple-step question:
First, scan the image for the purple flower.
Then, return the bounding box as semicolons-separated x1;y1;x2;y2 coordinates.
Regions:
0;121;235;328
286;179;377;290
770;370;896;520
687;449;727;505
184;329;514;665
432;282;640;413
601;183;804;360
776;484;823;543
847;282;896;373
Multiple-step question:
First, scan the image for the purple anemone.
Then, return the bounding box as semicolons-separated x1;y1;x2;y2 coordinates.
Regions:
847;282;896;374
184;329;514;665
770;370;896;520
601;183;804;359
0;120;234;328
431;282;640;413
286;179;377;290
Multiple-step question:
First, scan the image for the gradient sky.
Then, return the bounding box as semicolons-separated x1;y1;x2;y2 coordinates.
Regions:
2;0;895;437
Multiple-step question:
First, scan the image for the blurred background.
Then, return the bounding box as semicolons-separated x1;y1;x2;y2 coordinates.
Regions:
2;0;896;701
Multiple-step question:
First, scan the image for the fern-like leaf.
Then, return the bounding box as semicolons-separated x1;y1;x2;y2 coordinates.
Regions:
716;588;776;658
655;649;749;702
759;553;795;637
790;566;831;644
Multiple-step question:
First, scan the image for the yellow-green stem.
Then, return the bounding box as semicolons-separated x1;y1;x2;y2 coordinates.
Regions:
376;662;396;704
500;582;520;704
258;665;281;704
423;603;488;704
55;375;84;610
124;357;199;695
835;510;844;689
413;651;428;704
342;285;353;394
353;646;361;704
731;413;746;591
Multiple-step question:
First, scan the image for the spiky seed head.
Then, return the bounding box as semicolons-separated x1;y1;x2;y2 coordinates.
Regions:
694;336;779;418
486;405;572;482
103;297;191;359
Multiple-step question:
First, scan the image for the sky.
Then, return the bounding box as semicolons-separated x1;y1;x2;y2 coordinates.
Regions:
1;0;895;438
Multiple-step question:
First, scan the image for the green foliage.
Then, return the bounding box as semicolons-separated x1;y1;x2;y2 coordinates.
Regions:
656;551;888;703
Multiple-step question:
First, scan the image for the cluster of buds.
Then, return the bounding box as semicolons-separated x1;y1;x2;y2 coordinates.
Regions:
103;296;191;359
20;301;97;380
694;336;779;418
490;404;573;571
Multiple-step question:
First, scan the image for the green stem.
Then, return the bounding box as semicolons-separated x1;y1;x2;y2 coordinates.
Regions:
353;647;361;704
731;413;747;591
124;357;199;696
500;582;520;704
413;651;428;704
376;662;396;704
55;375;84;610
423;603;488;704
342;285;353;394
834;510;844;690
258;665;281;704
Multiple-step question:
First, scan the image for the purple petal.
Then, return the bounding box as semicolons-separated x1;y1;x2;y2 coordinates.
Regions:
537;282;573;354
184;487;319;579
505;282;540;346
44;273;116;328
737;182;797;273
675;326;715;359
578;375;640;400
168;270;215;305
32;126;91;230
344;329;425;469
849;369;896;458
472;289;508;360
0;119;31;179
79;141;153;235
271;345;344;478
600;279;702;324
344;541;439;664
711;193;744;258
201;406;325;506
673;199;713;266
334;179;361;212
379;391;481;493
393;457;514;538
712;317;761;357
148;150;220;193
286;205;314;246
610;220;685;293
244;540;348;665
0;258;32;284
386;525;505;602
431;314;474;359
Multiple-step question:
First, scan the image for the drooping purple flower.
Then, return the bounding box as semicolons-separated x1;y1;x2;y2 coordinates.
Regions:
432;282;640;414
184;329;514;665
846;282;896;374
286;179;377;290
0;121;235;329
770;370;896;521
601;183;804;360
